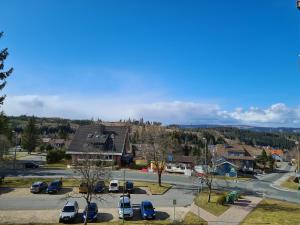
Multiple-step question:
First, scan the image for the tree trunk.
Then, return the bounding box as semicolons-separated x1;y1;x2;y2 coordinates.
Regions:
207;185;212;203
158;171;162;187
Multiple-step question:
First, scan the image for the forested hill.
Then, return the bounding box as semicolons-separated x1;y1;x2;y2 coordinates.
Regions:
178;126;298;150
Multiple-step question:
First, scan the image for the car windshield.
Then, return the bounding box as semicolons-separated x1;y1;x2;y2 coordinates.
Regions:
144;204;153;210
63;206;75;212
32;184;40;187
120;202;131;208
110;183;117;187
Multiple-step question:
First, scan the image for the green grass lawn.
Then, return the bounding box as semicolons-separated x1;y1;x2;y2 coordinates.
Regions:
241;198;300;225
0;178;171;195
214;175;252;181
182;212;208;225
281;176;300;190
134;181;172;195
194;191;230;216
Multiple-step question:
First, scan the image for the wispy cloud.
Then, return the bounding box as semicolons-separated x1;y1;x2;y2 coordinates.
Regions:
2;95;300;127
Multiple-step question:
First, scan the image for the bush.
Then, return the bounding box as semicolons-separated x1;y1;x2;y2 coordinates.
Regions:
130;163;148;170
46;149;66;163
217;194;227;205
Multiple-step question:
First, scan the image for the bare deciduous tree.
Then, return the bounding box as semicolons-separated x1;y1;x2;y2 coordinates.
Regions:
66;152;110;225
143;126;180;186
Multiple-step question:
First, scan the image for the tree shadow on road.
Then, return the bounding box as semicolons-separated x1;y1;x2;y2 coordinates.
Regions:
0;187;14;195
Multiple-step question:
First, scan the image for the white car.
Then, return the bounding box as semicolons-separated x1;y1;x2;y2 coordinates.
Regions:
118;196;133;219
109;180;119;192
59;201;79;223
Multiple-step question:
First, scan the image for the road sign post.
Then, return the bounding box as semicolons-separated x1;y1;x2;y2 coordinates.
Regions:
173;199;176;221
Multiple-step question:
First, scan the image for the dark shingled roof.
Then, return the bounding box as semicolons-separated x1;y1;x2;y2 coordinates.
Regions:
67;124;128;155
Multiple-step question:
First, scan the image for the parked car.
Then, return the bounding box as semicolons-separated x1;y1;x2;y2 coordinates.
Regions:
82;202;98;222
24;162;39;169
140;201;156;220
94;181;105;193
124;181;134;193
46;180;62;194
79;182;88;194
118;196;133;219
30;181;48;193
16;145;22;151
59;201;79;223
109;180;119;192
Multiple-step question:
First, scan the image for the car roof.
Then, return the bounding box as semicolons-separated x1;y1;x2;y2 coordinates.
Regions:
110;180;118;183
142;200;153;205
50;180;60;184
119;196;130;203
88;202;97;207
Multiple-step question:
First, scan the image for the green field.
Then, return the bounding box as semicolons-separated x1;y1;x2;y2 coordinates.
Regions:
194;191;229;216
241;198;300;225
281;176;300;190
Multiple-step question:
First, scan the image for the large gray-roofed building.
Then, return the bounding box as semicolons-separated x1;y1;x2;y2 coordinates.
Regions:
67;124;130;165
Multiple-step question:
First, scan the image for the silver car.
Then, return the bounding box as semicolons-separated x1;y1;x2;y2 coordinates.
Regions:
59;201;79;223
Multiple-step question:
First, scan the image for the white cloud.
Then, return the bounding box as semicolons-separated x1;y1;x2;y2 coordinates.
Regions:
2;95;300;127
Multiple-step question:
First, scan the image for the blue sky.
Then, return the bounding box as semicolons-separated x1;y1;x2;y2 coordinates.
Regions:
1;0;300;126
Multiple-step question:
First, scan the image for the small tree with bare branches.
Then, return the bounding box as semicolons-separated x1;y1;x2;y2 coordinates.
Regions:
144;126;180;186
66;152;110;225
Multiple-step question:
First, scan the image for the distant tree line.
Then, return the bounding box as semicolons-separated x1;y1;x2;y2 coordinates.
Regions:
210;127;295;149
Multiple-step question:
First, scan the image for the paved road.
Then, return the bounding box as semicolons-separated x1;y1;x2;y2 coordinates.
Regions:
3;161;300;205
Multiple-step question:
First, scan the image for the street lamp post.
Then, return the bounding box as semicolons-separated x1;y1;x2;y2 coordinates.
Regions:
202;138;207;165
12;131;17;170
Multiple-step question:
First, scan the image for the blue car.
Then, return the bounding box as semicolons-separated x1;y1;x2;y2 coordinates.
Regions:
46;180;62;194
82;202;98;222
140;201;156;220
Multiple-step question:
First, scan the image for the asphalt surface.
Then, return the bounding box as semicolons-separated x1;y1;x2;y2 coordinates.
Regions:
2;157;300;209
0;186;195;210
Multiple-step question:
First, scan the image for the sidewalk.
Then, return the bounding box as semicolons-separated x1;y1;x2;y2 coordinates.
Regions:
189;196;262;225
271;165;298;192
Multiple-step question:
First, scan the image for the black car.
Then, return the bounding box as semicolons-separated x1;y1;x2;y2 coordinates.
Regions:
24;162;39;169
94;181;105;193
124;181;134;193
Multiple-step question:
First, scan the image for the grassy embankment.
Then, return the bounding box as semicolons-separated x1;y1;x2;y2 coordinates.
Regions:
241;198;300;225
194;191;230;216
281;176;299;190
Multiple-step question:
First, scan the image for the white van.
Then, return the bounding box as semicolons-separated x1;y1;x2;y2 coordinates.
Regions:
109;179;119;192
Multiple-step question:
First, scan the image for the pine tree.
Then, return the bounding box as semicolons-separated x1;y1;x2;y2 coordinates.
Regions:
22;117;39;154
0;32;13;105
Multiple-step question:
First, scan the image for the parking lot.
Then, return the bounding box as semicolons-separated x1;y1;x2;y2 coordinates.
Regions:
0;186;194;223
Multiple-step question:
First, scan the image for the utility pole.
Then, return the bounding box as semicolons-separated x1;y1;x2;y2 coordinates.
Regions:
202;138;207;165
122;169;125;224
12;131;17;170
